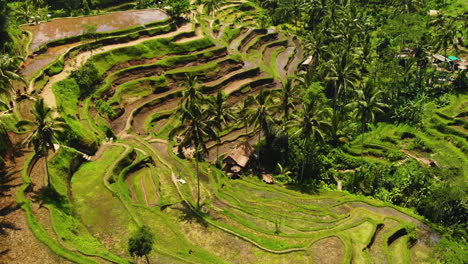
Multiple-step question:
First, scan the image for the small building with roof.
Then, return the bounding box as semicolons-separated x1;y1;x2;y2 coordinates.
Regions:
223;142;255;178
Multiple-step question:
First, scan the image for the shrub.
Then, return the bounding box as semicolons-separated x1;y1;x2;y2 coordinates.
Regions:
70;63;100;97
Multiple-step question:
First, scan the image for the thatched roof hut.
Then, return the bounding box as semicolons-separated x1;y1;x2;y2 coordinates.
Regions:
224;142;255;168
262;174;274;184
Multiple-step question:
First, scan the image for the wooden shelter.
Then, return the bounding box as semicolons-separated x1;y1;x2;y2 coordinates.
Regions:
262;174;274;184
223;142;255;178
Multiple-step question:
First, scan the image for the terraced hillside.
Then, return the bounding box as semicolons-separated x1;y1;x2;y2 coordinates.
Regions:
11;2;441;263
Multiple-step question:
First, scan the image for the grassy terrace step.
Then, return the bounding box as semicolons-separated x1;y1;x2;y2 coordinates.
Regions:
388;231;411;264
239;29;268;52
47;148;132;263
110;75;168;106
71;145;136;259
88;32;213;79
368;218;403;264
220;25;243;43
166;57;244;82
96;45;226;97
31;18;173;54
286;37;303;75
32;22;176;88
245;32;280;53
17;154;103;264
229;28;252;50
131;63;266;135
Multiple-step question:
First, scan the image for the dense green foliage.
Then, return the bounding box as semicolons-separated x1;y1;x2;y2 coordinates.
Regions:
128;225;154;261
1;0;466;263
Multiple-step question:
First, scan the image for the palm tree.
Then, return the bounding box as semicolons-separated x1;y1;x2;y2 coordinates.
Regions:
204;0;226;16
324;47;360;109
248;89;277;159
345;83;388;155
346;83;388;132
274;78;298;122
207;91;235;160
432;17;461;57
392;0;423;14
290;99;330;182
179;73;203;109
170;103;216;208
0;54;24;102
234;96;253;137
21;99;67;186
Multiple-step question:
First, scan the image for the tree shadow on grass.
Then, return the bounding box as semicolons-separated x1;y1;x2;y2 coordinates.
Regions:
31;186;69;212
172;201;209;228
284;181;321;195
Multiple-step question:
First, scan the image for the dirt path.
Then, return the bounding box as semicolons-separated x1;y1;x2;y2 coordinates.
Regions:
401;150;433;167
36;23;195;110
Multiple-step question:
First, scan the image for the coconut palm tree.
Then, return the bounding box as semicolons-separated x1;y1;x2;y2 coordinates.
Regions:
207;91;235;160
21;99;67;186
392;0;423;14
345;83;388;156
274;78;298;122
324;47;360;109
204;0;226;16
234;96;253;137
248;89;277;159
0;54;24;102
432;16;461;57
290;99;331;182
170;103;216;208
346;83;388;133
179;73;203;109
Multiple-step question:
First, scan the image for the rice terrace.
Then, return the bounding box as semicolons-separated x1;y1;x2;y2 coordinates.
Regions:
0;0;466;263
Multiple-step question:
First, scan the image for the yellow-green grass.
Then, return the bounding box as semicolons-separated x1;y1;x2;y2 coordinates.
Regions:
94;45;226;97
53;78;98;150
110;76;168;105
17;154;100;264
89;36;215;77
71;146;136;254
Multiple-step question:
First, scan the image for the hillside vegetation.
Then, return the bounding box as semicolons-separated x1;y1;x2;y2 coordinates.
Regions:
0;0;466;263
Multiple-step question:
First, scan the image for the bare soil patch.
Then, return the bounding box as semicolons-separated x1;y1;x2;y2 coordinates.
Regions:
0;153;73;264
311;236;345;264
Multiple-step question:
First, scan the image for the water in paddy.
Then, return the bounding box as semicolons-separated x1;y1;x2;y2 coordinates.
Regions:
23;9;168;51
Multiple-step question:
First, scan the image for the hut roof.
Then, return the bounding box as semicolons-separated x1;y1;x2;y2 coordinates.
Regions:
302;55;313;65
262;174;274;184
433;54;448;62
226;142;255;168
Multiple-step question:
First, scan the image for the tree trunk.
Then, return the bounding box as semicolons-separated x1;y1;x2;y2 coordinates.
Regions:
257;130;261;162
216;139;220;162
301;156;305;183
196;156;200;209
44;152;49;187
145;254;151;264
301;140;308;183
